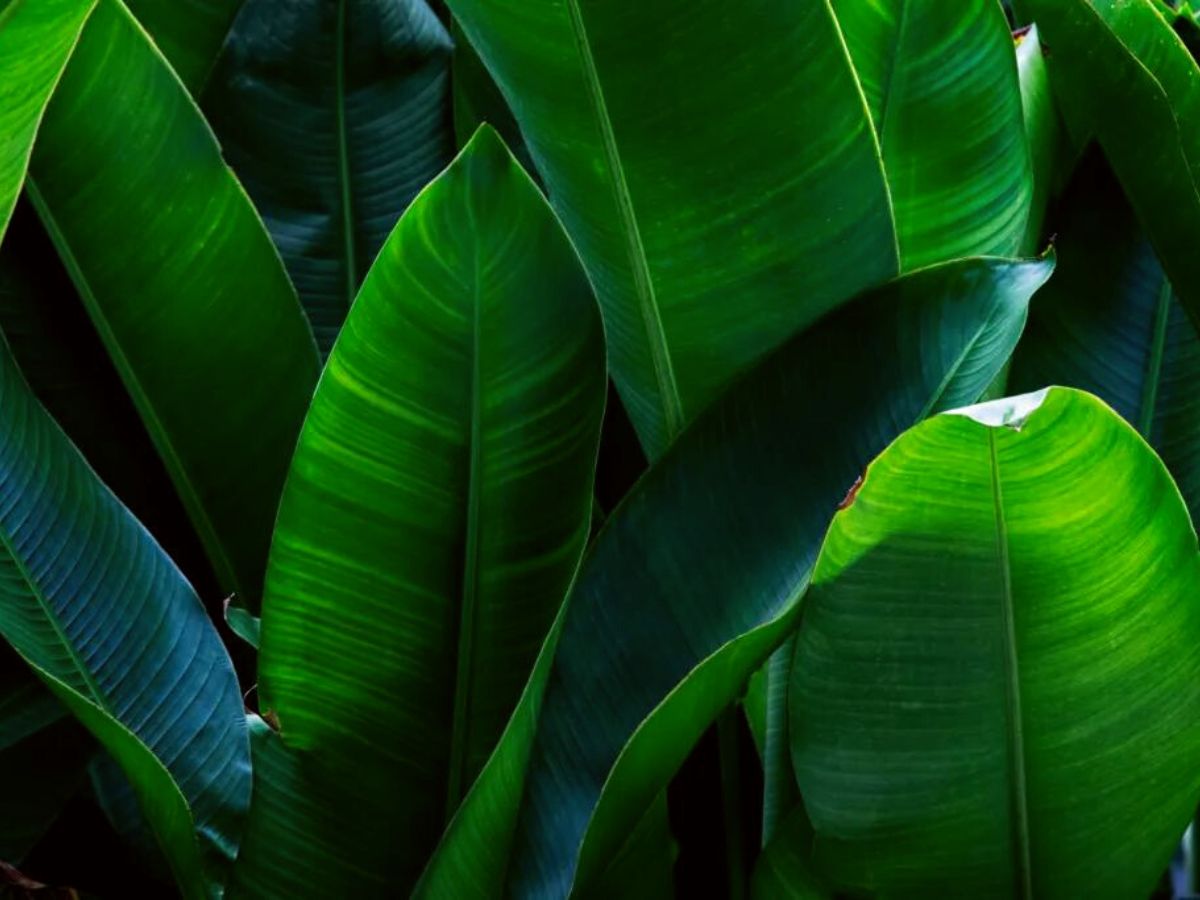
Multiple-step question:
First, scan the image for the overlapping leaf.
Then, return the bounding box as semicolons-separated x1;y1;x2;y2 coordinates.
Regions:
791;388;1200;897
446;0;1034;458
27;0;320;606
417;254;1054;898
239;127;606;896
0;0;94;243
1010;154;1200;518
1024;0;1200;330
0;332;251;897
831;0;1032;267
203;0;455;354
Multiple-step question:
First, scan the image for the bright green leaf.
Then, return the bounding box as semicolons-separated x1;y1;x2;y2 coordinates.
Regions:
0;0;95;244
792;387;1200;898
831;0;1033;267
246;126;606;896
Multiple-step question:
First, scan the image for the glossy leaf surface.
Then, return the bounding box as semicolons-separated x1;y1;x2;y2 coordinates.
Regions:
0;0;94;243
445;0;900;458
27;0;320;606
0;334;251;895
250;127;605;895
418;254;1054;898
792;388;1200;898
203;0;455;354
831;0;1032;267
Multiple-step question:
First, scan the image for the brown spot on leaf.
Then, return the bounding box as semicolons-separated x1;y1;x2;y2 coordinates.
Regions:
838;474;865;510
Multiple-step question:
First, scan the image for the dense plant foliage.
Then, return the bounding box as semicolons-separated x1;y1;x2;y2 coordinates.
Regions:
3;0;1200;897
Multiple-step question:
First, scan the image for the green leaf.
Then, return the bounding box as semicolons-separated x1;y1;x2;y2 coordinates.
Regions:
751;807;829;900
417;254;1055;898
0;201;217;595
1015;25;1060;251
444;0;900;458
1010;153;1200;520
0;0;95;243
446;1;1035;458
830;0;1033;267
246;126;606;896
1023;0;1200;330
449;19;530;168
0;331;251;895
791;387;1200;898
223;595;260;651
123;0;242;92
202;0;455;355
26;0;320;606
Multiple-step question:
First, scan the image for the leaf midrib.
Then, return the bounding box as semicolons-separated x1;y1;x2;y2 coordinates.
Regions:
445;220;485;821
334;0;358;310
563;0;684;446
987;429;1033;898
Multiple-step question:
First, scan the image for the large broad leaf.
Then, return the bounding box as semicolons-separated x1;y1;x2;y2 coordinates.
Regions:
416;254;1055;898
0;0;95;243
444;0;897;458
26;0;320;606
830;0;1032;267
791;387;1200;897
1023;0;1200;330
241;126;606;896
445;0;1033;458
0;332;251;897
123;0;242;92
1010;153;1200;518
202;0;455;355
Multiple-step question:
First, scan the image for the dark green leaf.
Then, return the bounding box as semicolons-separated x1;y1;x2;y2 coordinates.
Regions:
1010;153;1200;519
203;0;455;354
27;0;320;606
123;0;242;92
1024;0;1200;330
0;329;251;896
417;254;1054;898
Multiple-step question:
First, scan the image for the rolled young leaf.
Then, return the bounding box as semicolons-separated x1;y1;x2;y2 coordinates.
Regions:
0;330;251;896
830;0;1033;268
0;0;95;243
1009;152;1200;519
445;0;900;458
26;0;321;607
203;0;456;354
416;253;1055;899
791;387;1200;898
244;125;606;896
